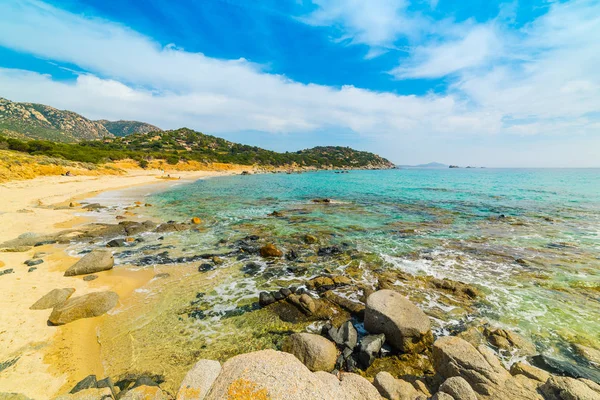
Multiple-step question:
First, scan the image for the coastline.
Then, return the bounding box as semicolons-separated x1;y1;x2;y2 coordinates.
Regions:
0;168;238;398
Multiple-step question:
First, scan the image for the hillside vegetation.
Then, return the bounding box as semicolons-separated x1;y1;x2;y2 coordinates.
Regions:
0;128;394;169
97;120;162;137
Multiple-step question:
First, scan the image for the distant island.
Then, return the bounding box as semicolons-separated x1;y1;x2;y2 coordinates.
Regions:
397;162;449;168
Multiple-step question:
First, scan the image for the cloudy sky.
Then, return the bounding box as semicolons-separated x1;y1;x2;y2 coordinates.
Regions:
0;0;599;167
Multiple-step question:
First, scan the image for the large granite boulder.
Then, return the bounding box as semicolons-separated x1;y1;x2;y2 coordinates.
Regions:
204;350;382;400
48;291;119;325
282;333;337;372
64;250;114;277
364;290;432;353
373;371;422;400
120;385;168;400
540;376;600;400
30;288;75;310
204;350;328;399
438;376;478;400
432;336;509;393
176;359;221;400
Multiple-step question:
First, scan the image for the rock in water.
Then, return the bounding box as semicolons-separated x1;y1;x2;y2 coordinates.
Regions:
30;288;75;310
358;334;385;368
282;333;338;372
327;320;358;350
48;291;119;325
259;243;283;258
176;359;221;400
64;249;114;277
364;289;432;353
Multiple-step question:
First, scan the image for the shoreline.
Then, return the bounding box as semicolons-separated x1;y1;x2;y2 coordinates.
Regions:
0;168;238;398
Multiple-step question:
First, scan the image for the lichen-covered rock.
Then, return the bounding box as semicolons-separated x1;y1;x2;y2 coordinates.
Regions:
364;290;432;353
176;359;221;400
438;377;477;400
64;249;114;277
282;333;337;372
120;385;168;400
204;350;328;399
48;291;118;325
30;288;75;310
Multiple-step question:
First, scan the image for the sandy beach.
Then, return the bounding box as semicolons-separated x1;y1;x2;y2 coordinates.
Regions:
0;168;237;398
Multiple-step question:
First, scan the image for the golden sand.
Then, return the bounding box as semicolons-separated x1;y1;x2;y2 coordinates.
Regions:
0;167;240;398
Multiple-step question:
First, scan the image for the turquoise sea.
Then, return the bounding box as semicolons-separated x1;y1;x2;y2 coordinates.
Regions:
93;168;600;386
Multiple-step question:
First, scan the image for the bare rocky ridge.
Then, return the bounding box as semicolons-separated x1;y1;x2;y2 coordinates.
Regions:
0;97;159;142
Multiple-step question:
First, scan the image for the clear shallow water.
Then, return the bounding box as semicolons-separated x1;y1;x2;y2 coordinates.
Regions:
91;168;600;386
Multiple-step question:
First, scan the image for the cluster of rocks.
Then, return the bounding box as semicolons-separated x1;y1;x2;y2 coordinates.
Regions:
25;249;120;325
46;289;600;399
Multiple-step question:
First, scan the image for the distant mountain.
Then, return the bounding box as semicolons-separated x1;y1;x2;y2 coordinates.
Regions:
97;119;161;137
0;97;112;142
397;162;449;168
0;97;159;142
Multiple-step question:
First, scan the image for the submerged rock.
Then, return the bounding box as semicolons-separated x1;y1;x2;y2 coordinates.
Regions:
282;333;338;372
259;243;283;258
64;249;114;277
30;288;75;310
364;290;432;353
48;291;119;325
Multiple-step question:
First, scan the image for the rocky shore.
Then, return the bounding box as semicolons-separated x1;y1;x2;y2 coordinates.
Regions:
1;176;599;400
21;288;600;399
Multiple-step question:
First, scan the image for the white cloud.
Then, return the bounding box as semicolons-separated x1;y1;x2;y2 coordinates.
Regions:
392;24;502;78
300;0;426;54
0;0;599;167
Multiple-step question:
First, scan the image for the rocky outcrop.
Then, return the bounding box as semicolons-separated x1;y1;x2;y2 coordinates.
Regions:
64;249;114;277
48;291;119;325
364;290;432;353
30;288;75;310
282;333;338;372
176;359;221;400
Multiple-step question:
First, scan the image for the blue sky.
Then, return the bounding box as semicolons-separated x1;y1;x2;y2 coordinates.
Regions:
0;0;599;167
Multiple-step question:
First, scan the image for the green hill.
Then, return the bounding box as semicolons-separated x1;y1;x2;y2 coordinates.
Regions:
97;120;161;137
0;98;395;170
